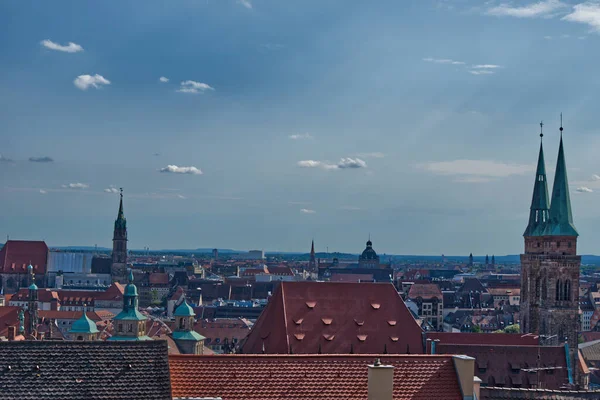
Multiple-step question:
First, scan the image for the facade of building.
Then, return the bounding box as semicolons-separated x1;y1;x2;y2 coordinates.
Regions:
520;126;581;386
111;189;128;283
407;283;443;331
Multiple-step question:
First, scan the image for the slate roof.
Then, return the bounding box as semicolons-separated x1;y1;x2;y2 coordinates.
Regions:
0;240;48;274
169;354;463;400
0;341;171;400
241;282;424;354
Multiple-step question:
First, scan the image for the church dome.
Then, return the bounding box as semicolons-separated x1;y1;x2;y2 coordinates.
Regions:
69;312;99;334
174;300;195;317
360;240;378;260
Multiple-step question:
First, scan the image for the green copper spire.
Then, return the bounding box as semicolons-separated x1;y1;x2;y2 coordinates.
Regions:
114;188;126;230
545;123;578;236
524;123;550;237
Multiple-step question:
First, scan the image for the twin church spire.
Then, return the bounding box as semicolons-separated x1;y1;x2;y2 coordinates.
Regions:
524;118;578;237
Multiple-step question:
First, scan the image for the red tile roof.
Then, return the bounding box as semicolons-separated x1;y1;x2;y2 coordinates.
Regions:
426;332;539;346
436;343;569;390
38;310;102;321
10;288;60;303
241;282;424;354
0;240;48;274
169;354;463;400
0;306;21;338
267;266;294;276
407;283;442;299
149;272;169;285
194;318;251;347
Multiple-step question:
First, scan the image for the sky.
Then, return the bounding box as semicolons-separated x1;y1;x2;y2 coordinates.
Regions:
2;0;600;255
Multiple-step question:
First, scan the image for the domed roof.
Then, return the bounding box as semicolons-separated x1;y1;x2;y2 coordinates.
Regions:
69;312;99;334
360;240;378;260
28;283;38;290
174;300;195;317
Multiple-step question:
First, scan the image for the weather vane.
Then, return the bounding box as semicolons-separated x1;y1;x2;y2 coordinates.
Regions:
540;121;543;138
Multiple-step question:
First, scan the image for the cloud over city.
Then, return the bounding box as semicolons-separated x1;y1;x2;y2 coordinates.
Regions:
74;74;110;90
62;183;89;189
289;133;313;140
300;208;316;214
159;165;203;175
40;39;84;53
177;81;214;94
485;0;567;18
298;158;367;170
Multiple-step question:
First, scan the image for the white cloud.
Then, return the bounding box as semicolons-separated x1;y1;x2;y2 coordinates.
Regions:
297;158;367;170
62;183;89;189
300;208;316;214
289;133;313;140
423;57;465;65
39;189;47;194
418;159;534;181
298;160;323;168
74;74;110;90
260;43;285;51
469;70;495;75
486;0;567;18
472;64;503;69
104;187;119;194
544;35;553;39
356;152;385;158
159;165;203;175
177;194;187;199
177;80;214;94
40;39;83;53
337;158;367;169
0;154;14;162
592;174;600;181
576;186;594;193
159;76;169;83
563;2;600;31
238;0;252;8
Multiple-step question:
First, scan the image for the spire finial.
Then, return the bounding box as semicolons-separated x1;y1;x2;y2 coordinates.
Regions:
560;113;563;136
540;121;544;139
120;187;123;199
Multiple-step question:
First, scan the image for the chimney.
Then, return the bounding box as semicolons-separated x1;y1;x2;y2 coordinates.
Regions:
473;376;482;400
7;326;16;341
368;358;394;400
452;355;476;400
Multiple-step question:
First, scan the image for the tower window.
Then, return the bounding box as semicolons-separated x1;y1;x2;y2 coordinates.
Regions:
568;242;572;248
557;242;561;247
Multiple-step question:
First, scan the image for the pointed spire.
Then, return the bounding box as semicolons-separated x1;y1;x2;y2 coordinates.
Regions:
310;239;315;256
114;188;127;231
545;117;578;236
524;122;550;237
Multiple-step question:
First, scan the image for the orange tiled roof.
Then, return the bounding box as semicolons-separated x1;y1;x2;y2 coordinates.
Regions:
169;354;463;400
0;240;48;274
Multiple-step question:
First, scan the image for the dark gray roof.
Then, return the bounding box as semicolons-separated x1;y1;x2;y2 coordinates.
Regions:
0;340;171;400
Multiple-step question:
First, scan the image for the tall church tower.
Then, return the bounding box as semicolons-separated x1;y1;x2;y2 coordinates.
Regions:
309;240;316;270
521;121;580;386
111;188;128;283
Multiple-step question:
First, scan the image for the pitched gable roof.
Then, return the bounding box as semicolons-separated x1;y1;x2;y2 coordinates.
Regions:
0;341;171;400
0;240;48;274
169;354;463;400
241;282;424;354
407;283;442;299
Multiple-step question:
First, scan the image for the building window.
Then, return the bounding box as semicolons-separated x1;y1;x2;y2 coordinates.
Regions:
128;324;133;332
557;242;561;247
118;324;123;333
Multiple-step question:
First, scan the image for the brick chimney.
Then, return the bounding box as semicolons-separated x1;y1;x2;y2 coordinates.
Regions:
7;326;16;341
367;358;394;400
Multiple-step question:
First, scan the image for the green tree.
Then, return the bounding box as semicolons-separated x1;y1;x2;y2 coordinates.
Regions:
471;325;482;333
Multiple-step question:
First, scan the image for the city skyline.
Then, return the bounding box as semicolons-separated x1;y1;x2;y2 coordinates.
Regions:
3;0;600;254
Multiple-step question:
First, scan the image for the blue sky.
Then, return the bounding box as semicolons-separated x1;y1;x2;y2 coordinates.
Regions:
2;0;600;255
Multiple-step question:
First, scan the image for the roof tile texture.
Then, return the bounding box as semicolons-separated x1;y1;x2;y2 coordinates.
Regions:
169;354;462;400
0;341;172;400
